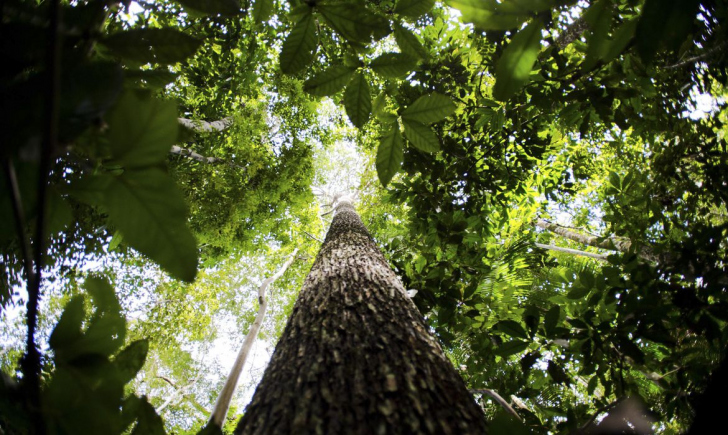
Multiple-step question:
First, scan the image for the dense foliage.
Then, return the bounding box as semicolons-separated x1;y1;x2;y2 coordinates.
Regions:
1;0;726;433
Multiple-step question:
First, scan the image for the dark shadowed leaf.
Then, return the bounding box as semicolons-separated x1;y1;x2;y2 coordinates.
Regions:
544;305;560;336
495;320;529;339
303;66;356;96
401;93;456;123
370;53;418;78
175;0;240;15
394;25;428;59
402;119;440;152
494;339;529;357
107;92;178;168
115;340;149;385
493;19;544;101
131;396;166;435
252;0;274;24
317;2;390;43
446;0;531;30
105;168;198;282
280;10;318;74
101;28;202;64
48;296;85;351
376;125;404;187
394;0;435;20
344;72;372;128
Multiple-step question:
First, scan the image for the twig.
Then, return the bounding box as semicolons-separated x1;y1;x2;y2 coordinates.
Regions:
577;396;626;433
2;160;36;292
470;389;522;421
665;41;728;69
302;231;323;243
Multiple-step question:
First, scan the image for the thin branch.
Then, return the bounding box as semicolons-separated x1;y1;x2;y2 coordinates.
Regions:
470;389;522;421
535;243;609;261
665;41;728;69
302;231;323;244
208;248;300;428
178;117;234;133
1;160;36;291
577;396;626;433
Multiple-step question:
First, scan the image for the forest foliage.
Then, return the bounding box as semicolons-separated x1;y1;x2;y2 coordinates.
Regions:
1;0;727;433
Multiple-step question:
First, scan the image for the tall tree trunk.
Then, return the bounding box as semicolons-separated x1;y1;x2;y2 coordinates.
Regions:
235;198;487;434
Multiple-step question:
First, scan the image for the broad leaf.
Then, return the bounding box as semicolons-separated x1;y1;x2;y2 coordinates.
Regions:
344;72;371;128
394;0;435;20
495;320;529;339
280;11;318;74
394;25;428;59
101;28;202;64
107;92;178;168
115;340;149;385
252;0;274;24
494;339;529;357
105;168;198;282
370;53;417;78
402;119;439;152
636;0;700;63
48;296;86;352
446;0;530;30
376;126;404;187
131;396;166;435
317;2;390;43
401;93;456;124
493;19;544;101
175;0;240;15
303;66;356;96
544;305;560;336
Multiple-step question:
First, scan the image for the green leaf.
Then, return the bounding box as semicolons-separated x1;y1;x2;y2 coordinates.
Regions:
636;0;699;63
317;2;390;43
402;119;440;152
579;270;595;289
494;339;529;357
48;296;86;352
401;93;457;124
376;126;404;187
101;28;202;64
131;396;166;435
493;19;544;101
109;231;123;251
175;0;241;15
252;0;274;24
619;337;646;364
567;285;590;299
394;25;428;59
446;0;530;30
547;360;570;384
105;168;198;282
495;320;529;339
370;53;418;78
115;340;149;385
394;0;435;20
85;277;121;314
544;305;560;336
490;411;531;435
124;69;178;89
582;0;612;71
303;66;356;96
107;92;178;168
344;72;372;128
603;18;638;64
280;11;318;74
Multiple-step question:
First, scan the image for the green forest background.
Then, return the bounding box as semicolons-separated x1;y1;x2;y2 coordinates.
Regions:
1;0;727;433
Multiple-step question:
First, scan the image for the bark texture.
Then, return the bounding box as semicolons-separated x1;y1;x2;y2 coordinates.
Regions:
235;200;487;434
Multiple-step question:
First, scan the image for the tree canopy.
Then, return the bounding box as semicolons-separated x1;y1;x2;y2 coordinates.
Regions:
1;0;727;433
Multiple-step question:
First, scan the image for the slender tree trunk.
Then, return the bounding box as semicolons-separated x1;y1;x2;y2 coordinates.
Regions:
235;198;487;434
208;248;299;428
534;219;660;263
534;243;609;261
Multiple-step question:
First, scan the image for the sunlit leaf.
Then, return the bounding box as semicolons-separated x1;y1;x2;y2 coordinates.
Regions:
376;125;404;187
394;0;435;20
402;119;439;152
493;19;544;101
303;66;356;96
401;93;456;124
370;53;417;78
394;25;428;59
252;0;274;24
101;28;202;64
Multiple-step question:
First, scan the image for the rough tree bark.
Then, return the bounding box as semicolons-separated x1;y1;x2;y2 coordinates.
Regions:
234;198;487;434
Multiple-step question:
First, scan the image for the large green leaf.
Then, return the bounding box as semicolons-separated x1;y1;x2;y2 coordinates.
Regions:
401;93;456;124
376;126;404;187
394;0;435;20
101;28;202;64
107;92;178;168
280;11;318;74
492;19;544;101
105;168;198;282
115;340;149;385
402;119;439;152
493;339;529;357
344;72;371;128
495;320;529;339
369;53;417;78
394;25;428;59
303;65;356;96
636;0;700;62
48;296;86;352
175;0;240;15
317;2;390;43
252;0;274;24
446;0;531;30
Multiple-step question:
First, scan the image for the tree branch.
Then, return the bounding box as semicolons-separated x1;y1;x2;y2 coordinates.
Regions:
208;248;300;428
470;389;522;421
178;117;234;133
535;243;609;261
